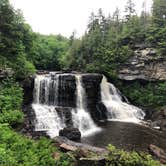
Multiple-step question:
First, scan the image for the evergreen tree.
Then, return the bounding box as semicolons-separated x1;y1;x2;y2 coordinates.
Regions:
152;0;166;26
124;0;136;21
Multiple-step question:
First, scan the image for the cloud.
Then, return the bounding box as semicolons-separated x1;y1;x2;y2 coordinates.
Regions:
10;0;152;37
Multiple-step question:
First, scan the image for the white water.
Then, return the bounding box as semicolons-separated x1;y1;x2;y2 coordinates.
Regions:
32;74;65;138
32;73;144;138
72;75;100;136
32;104;65;138
100;76;145;123
32;73;100;138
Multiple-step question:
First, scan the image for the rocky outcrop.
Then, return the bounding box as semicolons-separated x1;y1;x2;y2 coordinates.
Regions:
58;74;76;107
55;136;108;166
55;136;108;155
82;74;106;122
21;76;34;105
56;107;73;127
118;48;166;81
150;107;166;133
149;144;166;164
59;127;81;141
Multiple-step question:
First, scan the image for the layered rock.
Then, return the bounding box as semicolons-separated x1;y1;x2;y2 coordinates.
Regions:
82;74;107;121
59;127;81;141
150;106;166;133
118;48;166;81
58;74;76;107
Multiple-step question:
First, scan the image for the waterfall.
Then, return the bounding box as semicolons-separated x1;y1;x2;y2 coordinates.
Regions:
32;104;65;138
32;73;100;138
32;72;145;139
72;75;100;136
32;73;65;138
100;76;145;123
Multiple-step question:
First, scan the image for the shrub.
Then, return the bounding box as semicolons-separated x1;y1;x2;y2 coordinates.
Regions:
107;144;162;166
0;78;23;125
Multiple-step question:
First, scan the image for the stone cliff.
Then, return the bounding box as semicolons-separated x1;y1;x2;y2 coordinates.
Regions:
118;48;166;81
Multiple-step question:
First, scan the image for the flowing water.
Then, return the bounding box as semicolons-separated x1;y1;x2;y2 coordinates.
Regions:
32;72;145;138
32;73;100;138
71;75;100;136
81;121;166;152
100;76;145;122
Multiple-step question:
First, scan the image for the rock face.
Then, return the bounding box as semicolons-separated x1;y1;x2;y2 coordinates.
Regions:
150;107;166;133
56;107;73;127
21;76;34;105
82;74;107;121
59;127;81;141
55;136;108;154
149;144;166;164
55;136;108;166
118;48;166;81
58;74;76;107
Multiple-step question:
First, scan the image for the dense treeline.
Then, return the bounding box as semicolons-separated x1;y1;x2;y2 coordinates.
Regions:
0;0;165;165
0;0;69;79
64;0;166;76
1;0;165;79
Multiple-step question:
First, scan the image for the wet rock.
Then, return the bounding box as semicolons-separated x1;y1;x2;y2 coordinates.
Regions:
55;136;108;155
21;76;34;105
59;127;81;141
59;143;78;152
56;107;73;127
82;74;105;122
149;144;166;164
58;74;76;107
96;102;108;121
150;107;166;133
118;48;166;81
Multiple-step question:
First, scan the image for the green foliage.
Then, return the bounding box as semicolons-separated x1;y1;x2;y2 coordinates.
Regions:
0;78;23;125
107;144;162;166
152;0;166;27
118;81;166;108
30;33;69;71
0;124;56;166
0;0;36;79
55;153;75;166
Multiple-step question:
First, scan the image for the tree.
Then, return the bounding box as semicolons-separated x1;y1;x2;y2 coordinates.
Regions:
0;0;35;79
152;0;166;26
124;0;136;21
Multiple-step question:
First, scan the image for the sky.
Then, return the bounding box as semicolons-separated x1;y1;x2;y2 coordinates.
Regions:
10;0;153;37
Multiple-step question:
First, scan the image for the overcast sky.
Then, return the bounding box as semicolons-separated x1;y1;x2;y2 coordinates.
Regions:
10;0;153;37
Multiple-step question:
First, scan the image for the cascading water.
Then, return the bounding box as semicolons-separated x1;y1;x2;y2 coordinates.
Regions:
72;75;100;136
32;73;66;138
32;73;100;138
100;76;145;123
32;72;145;139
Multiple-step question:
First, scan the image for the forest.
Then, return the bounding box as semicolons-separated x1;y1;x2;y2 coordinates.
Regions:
0;0;166;165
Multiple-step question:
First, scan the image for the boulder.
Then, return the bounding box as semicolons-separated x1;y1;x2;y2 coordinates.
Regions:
150;107;166;133
55;136;108;155
149;144;166;164
59;143;78;152
59;127;81;141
